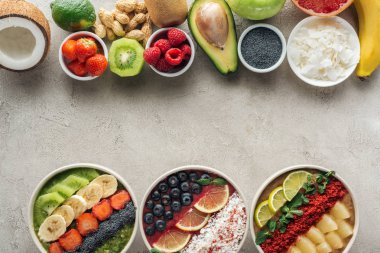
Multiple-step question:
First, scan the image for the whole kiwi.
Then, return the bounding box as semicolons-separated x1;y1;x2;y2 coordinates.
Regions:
145;0;188;28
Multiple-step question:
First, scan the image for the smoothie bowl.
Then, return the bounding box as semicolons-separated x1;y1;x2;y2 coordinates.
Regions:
140;165;248;253
28;163;138;253
251;165;358;253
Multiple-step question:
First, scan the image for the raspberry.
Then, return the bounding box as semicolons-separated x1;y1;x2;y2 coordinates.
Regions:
155;58;174;73
143;47;161;65
165;48;183;66
179;44;192;60
153;39;171;54
167;28;187;47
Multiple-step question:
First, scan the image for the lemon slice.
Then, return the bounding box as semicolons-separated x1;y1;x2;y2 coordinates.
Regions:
153;228;191;252
254;200;274;228
194;185;229;214
268;186;287;213
283;170;311;201
176;208;210;232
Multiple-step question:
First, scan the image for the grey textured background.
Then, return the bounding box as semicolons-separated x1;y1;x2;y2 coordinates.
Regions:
1;0;379;252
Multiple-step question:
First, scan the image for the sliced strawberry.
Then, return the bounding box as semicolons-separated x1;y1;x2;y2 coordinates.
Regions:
76;213;99;236
110;190;131;210
48;242;63;253
92;199;113;221
58;229;82;252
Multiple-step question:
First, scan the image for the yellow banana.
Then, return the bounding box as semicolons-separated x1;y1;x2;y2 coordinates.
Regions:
355;0;380;78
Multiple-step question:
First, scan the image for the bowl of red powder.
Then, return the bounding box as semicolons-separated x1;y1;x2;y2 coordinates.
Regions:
250;164;359;253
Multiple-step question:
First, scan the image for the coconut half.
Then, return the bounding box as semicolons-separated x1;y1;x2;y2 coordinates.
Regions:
0;0;51;71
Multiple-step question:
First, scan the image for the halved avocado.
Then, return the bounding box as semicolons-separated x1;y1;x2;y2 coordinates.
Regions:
189;0;238;75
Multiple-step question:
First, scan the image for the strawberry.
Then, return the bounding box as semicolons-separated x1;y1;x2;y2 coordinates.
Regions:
48;242;63;253
110;190;131;210
62;39;77;61
92;199;113;221
153;39;171;54
167;28;187;47
143;47;161;65
155;58;174;73
86;54;108;76
179;44;192;61
76;213;99;236
67;60;87;77
165;48;183;66
58;229;82;252
75;38;97;63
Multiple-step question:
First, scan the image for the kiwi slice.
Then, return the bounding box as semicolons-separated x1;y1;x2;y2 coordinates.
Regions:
72;168;100;181
33;192;65;228
61;175;89;192
109;38;145;77
46;183;76;198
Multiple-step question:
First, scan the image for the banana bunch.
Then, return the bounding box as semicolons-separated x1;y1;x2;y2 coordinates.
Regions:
355;0;380;78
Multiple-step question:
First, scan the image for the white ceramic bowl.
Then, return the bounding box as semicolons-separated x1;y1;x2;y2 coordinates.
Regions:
28;163;138;253
287;16;360;87
145;28;195;77
139;165;249;252
250;164;359;253
59;31;108;81
238;24;287;74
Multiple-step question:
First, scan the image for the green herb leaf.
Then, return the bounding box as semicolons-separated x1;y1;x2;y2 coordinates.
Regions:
268;220;277;232
256;230;272;245
196;178;212;186
211;178;228;186
301;194;309;204
290;209;303;216
151;248;163;253
196;177;227;186
279;224;287;233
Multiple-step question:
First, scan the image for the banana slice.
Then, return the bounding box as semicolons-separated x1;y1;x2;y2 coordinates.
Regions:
77;183;103;209
91;175;118;198
52;205;75;227
64;195;87;218
38;214;66;242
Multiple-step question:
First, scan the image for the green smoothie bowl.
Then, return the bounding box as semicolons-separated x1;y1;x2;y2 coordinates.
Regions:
28;163;138;253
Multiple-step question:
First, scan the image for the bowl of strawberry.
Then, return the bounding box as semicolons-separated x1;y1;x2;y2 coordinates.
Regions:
59;31;108;81
144;28;195;77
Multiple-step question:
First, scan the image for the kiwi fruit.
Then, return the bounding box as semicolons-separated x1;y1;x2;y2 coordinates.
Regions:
109;38;145;77
72;168;100;181
60;175;89;191
33;192;65;228
46;183;76;198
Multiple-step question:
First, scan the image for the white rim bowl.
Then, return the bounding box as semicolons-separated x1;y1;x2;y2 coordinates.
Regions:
287;16;360;87
139;165;249;252
59;31;108;81
28;163;138;253
250;164;359;253
238;24;287;74
145;28;195;78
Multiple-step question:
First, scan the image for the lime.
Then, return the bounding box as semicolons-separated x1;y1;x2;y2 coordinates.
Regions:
194;185;229;214
268;186;287;213
283;170;311;201
50;0;96;32
254;200;274;228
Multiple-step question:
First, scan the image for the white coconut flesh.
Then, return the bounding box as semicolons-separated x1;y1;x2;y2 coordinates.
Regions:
0;17;46;71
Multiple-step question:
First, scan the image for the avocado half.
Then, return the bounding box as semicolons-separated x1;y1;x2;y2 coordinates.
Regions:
189;0;238;75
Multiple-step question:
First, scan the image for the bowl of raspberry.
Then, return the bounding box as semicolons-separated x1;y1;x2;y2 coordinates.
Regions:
144;28;195;78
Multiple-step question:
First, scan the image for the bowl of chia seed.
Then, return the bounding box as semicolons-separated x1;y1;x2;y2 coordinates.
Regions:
238;24;287;73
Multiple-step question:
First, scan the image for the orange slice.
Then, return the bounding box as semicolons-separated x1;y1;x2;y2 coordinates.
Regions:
152;228;191;252
175;208;210;232
194;185;229;213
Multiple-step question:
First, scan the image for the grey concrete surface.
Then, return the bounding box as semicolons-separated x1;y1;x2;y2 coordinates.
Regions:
1;0;379;252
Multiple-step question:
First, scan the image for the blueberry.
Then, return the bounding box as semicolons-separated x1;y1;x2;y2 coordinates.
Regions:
191;183;202;194
168;175;179;188
164;211;173;221
153;204;164;217
170;188;181;199
155;219;166;232
181;193;193;206
145;226;155;236
178;172;188;182
189;172;199;182
158;182;169;193
144;212;154;224
151;190;161;201
171;201;182;212
180;182;190;192
146;199;154;209
161;194;171;206
200;173;211;180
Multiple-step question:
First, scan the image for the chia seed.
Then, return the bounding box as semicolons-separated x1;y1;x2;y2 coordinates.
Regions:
241;27;283;70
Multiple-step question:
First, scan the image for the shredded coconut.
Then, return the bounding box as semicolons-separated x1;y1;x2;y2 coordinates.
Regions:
289;19;359;82
181;192;247;253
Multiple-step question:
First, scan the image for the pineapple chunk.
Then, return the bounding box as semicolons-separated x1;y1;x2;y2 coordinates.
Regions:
316;242;333;253
316;214;338;233
288;246;302;253
330;201;351;220
337;219;353;239
306;226;325;244
296;236;317;253
325;231;344;250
